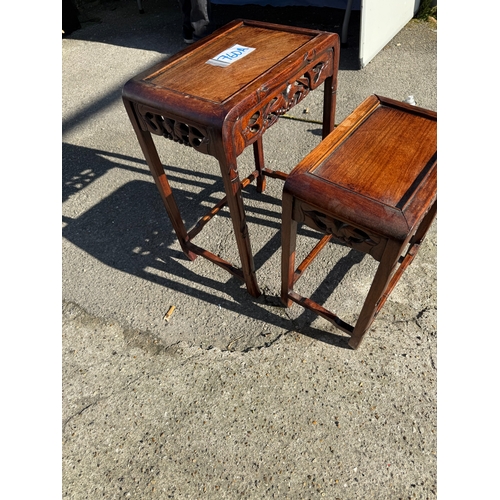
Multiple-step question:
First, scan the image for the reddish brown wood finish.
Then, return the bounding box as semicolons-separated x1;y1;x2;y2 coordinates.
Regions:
281;95;437;349
122;19;340;297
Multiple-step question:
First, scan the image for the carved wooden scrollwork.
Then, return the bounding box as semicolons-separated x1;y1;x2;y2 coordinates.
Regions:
240;57;331;144
135;104;210;154
300;208;386;259
309;61;330;87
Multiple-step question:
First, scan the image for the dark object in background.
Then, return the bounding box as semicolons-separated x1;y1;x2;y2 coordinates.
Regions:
178;0;212;44
62;0;81;35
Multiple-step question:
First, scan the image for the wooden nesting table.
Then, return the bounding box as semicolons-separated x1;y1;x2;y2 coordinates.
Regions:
281;95;437;348
122;19;340;298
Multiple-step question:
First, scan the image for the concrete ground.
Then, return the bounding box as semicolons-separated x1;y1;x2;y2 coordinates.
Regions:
62;1;437;498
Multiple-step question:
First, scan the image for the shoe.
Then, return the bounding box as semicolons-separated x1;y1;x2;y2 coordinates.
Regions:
183;24;194;44
192;22;213;42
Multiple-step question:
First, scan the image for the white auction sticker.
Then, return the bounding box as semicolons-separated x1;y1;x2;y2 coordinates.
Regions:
206;44;255;67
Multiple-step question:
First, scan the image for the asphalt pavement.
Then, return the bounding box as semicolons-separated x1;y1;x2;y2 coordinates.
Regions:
62;1;437;497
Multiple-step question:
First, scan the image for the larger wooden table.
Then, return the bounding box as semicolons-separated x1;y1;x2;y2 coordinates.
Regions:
122;19;340;297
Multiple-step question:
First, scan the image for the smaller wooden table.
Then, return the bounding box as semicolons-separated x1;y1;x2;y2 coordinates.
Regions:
281;95;437;349
123;19;340;297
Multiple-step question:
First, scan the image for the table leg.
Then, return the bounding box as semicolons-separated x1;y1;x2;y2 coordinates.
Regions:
280;192;297;307
348;239;404;349
372;202;437;316
253;137;266;193
322;44;339;138
411;201;437;248
218;155;261;298
123;98;197;261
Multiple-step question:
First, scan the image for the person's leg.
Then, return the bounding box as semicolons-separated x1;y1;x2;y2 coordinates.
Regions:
178;0;194;43
62;0;81;35
190;0;211;39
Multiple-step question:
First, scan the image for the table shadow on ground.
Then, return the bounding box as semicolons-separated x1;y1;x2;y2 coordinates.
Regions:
63;143;366;348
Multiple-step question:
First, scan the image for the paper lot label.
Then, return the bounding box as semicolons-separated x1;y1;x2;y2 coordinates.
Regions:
206;44;256;67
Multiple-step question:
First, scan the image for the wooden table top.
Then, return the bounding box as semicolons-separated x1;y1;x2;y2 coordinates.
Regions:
147;24;313;103
123;19;338;121
285;95;437;240
311;103;436;209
